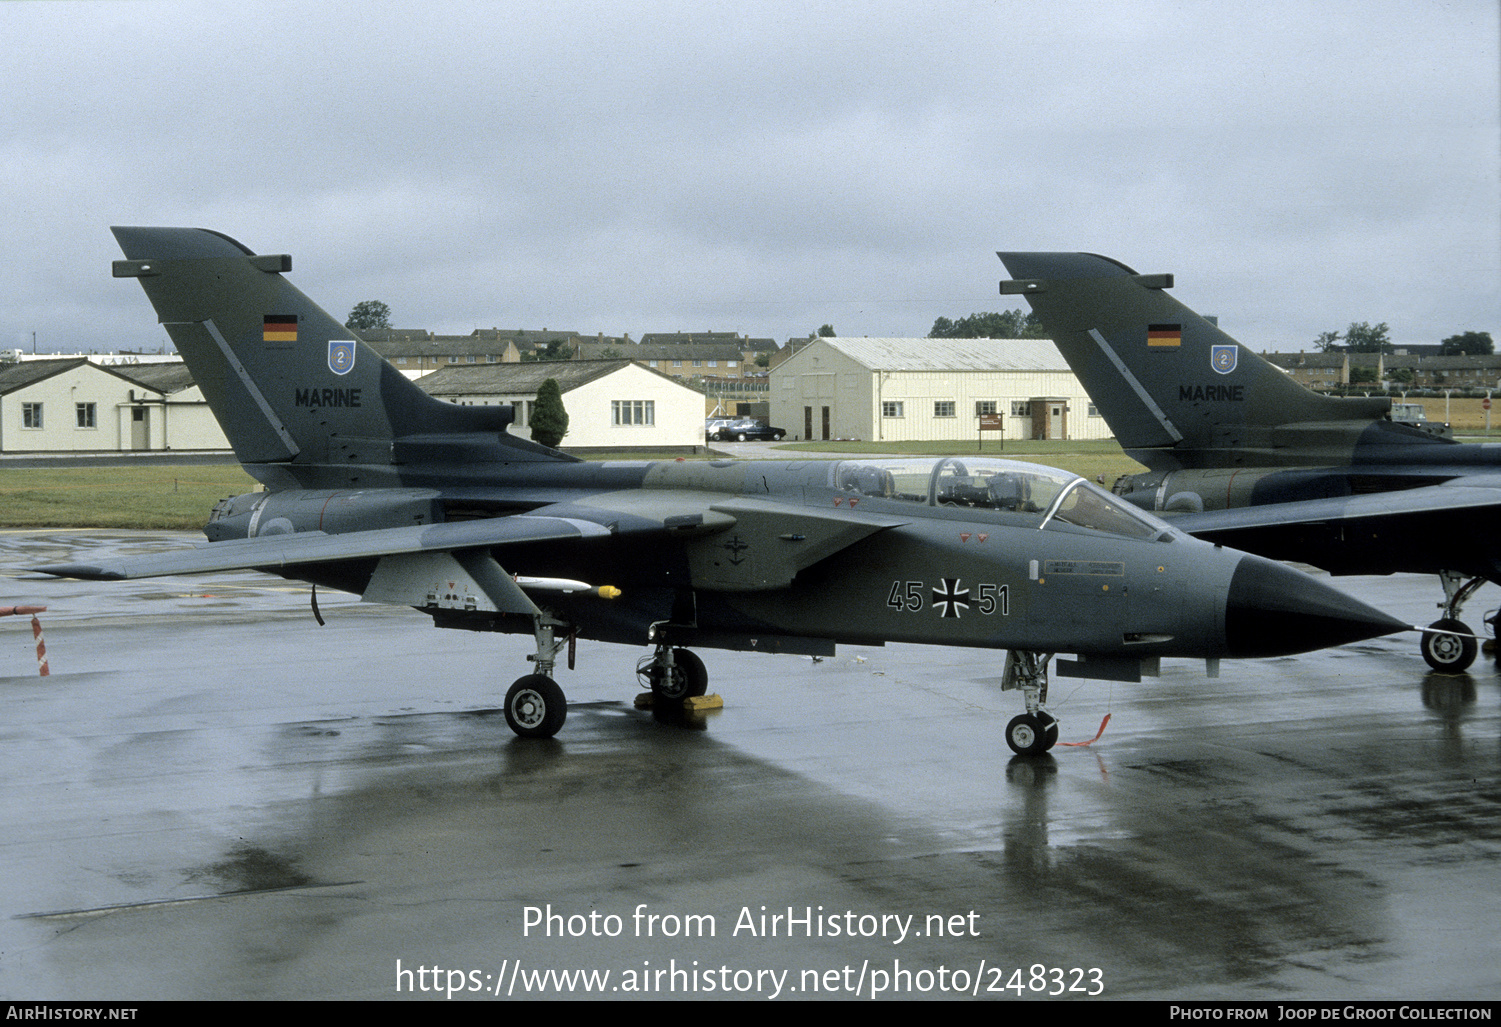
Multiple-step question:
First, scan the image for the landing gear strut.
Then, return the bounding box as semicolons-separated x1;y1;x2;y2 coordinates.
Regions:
1421;571;1484;672
504;612;571;738
1001;650;1058;757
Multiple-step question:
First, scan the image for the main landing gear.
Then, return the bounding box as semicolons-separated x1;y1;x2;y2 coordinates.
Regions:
638;644;709;702
504;612;571;738
1420;571;1486;672
1002;650;1058;757
502;615;714;739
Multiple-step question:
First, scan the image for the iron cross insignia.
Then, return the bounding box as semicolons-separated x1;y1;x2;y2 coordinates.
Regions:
932;578;971;618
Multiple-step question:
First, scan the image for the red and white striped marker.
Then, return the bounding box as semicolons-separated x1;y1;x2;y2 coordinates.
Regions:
32;613;48;676
2;606;50;676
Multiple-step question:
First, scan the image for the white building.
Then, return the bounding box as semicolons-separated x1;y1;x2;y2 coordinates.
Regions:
415;359;706;451
0;358;228;453
769;338;1110;443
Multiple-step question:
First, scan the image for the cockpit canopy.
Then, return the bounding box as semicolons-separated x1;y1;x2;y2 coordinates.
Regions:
830;457;1170;541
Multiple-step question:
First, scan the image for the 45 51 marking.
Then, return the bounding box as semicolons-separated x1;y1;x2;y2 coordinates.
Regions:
887;579;1009;618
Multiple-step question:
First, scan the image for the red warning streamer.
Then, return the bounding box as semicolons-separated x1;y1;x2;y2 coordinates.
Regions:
1058;713;1110;747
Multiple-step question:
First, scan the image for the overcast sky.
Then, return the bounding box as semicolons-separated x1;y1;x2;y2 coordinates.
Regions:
4;0;1498;356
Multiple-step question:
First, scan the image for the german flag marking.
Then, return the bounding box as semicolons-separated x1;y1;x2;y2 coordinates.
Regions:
1147;323;1181;347
264;314;298;342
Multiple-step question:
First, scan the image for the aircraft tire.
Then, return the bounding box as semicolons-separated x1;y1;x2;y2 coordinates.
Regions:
649;648;708;702
504;674;567;738
1422;618;1477;673
1005;712;1058;757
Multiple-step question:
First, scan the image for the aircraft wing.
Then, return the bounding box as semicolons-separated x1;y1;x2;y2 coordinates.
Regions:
1170;483;1501;578
36;497;910;613
34;515;618;581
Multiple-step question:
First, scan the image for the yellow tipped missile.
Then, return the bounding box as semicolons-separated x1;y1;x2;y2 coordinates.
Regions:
515;576;620;599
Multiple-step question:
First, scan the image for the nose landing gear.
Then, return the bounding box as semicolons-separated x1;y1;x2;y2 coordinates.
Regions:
1422;572;1486;672
1002;650;1058;757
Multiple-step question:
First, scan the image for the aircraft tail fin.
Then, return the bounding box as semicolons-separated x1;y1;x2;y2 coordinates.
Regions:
997;252;1396;471
112;227;572;487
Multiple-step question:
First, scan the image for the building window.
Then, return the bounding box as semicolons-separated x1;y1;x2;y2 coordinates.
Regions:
22;403;42;429
1088;403;1100;417
882;401;904;418
1011;401;1031;417
612;400;655;426
76;403;96;429
934;401;955;418
707;360;717;368
397;356;407;364
975;401;997;416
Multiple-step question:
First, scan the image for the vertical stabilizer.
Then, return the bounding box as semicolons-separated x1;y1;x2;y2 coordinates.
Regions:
997;252;1395;470
112;227;569;487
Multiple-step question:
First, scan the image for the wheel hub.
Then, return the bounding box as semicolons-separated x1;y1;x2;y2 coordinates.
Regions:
513;691;546;728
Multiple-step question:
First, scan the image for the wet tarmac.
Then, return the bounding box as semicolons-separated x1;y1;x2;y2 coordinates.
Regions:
1;530;1497;1001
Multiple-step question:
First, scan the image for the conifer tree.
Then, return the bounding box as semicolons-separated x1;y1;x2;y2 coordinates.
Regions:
530;378;569;449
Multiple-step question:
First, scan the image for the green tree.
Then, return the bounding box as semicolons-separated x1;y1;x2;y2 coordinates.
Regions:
345;300;391;332
1343;321;1392;354
524;338;575;362
1313;330;1343;352
929;310;1047;338
530;378;569;449
817;324;836;337
1439;331;1494;356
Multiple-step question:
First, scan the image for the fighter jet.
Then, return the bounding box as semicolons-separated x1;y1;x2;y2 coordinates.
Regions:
998;251;1498;672
36;228;1406;756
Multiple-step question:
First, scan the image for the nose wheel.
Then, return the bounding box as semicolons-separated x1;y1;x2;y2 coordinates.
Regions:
1422;617;1478;672
1005;710;1059;757
1423;572;1487;672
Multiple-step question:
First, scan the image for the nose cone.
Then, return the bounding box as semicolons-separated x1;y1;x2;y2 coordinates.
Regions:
1225;555;1407;657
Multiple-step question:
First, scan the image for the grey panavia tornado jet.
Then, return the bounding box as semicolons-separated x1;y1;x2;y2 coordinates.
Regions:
37;228;1406;756
998;251;1498;672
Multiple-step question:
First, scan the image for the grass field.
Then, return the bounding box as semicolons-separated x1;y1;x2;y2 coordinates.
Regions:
0;465;258;530
0;442;1149;530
